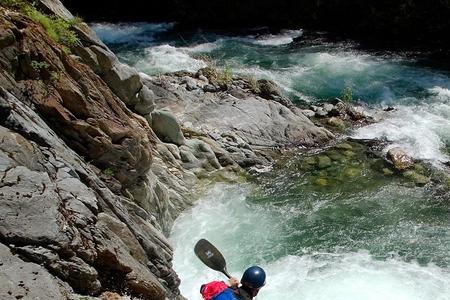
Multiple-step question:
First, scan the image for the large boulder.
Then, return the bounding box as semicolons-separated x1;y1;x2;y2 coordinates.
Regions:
103;62;143;105
151;110;186;146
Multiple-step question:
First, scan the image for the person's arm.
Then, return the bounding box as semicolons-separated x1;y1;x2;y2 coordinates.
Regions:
228;277;240;288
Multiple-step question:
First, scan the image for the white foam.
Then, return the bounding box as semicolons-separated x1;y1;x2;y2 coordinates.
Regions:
136;44;207;74
171;184;450;300
180;40;222;53
90;22;174;44
264;252;450;300
353;87;450;166
253;30;303;46
429;86;450;102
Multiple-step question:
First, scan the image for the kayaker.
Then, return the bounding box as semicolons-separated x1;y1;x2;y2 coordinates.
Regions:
200;266;266;300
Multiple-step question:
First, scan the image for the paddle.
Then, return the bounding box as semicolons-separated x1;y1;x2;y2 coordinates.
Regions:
194;239;231;278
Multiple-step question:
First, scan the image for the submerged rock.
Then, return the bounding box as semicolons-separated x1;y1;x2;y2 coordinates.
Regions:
403;170;430;186
317;155;332;169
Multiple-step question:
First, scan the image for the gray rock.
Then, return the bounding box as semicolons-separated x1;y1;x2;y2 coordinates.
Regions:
103;62;143;104
0;243;71;300
151;110;186;146
72;46;99;72
89;45;117;73
203;84;218;93
181;76;198;91
257;79;282;100
315;108;328;118
323;103;335;113
301;109;315;118
35;0;74;20
198;75;209;83
135;85;156;115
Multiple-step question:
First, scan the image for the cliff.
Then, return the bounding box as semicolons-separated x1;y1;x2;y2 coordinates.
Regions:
0;0;336;299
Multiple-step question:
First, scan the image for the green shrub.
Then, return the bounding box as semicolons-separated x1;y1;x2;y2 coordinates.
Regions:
341;85;353;102
1;0;79;48
25;7;79;47
50;71;60;83
217;65;233;86
103;168;115;177
31;60;50;72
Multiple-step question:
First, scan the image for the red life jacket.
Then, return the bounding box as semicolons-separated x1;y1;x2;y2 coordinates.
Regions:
200;281;229;300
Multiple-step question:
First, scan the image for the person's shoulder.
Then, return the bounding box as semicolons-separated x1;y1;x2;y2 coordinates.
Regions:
213;288;239;300
236;287;253;300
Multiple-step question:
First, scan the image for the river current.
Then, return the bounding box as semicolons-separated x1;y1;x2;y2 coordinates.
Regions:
93;23;450;300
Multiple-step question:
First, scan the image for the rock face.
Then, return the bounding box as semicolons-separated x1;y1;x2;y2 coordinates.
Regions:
0;7;183;299
0;1;338;299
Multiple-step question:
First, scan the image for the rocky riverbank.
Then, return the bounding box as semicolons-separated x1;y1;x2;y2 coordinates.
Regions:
0;1;355;299
4;1;447;299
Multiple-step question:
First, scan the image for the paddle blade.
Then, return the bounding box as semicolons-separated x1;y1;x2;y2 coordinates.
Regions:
194;239;231;278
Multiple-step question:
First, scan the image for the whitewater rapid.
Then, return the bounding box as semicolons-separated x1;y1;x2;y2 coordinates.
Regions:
170;185;450;300
92;23;450;300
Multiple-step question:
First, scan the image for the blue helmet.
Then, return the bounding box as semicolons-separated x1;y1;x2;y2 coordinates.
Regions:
241;266;266;289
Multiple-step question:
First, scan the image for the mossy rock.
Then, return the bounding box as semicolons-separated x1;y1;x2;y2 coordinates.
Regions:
299;163;315;171
343;150;355;157
304;156;317;165
317;155;332;169
403;171;430;186
382;168;394;176
314;178;328;186
318;170;328;177
327;150;342;161
413;163;425;174
335;143;353;150
344;168;360;178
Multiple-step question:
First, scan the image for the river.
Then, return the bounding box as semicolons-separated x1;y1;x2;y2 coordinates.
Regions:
93;23;450;300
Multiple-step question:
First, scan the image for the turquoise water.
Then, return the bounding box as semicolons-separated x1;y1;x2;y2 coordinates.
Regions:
93;23;450;299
